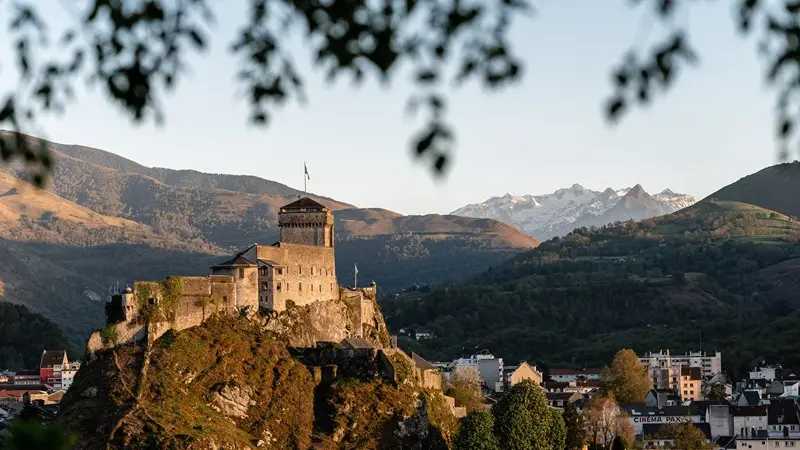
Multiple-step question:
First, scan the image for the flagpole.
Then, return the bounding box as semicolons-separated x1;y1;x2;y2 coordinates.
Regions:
354;263;358;288
304;161;307;197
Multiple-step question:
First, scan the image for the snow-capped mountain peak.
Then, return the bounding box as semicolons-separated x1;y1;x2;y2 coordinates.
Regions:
451;184;696;240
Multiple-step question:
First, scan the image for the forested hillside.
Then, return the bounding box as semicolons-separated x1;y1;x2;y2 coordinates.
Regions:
0;302;75;371
383;200;800;375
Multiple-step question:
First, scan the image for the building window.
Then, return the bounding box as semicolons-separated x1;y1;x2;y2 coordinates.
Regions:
299;266;302;275
276;268;283;275
277;282;282;292
261;282;268;292
239;268;245;278
311;267;314;275
299;282;303;292
223;296;228;304
319;284;322;292
311;284;314;292
286;283;289;291
330;283;333;290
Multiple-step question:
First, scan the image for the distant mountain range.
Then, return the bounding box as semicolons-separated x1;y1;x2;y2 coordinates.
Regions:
452;183;696;240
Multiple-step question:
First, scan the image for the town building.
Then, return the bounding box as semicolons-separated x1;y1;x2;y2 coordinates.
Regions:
503;362;543;390
681;367;703;402
10;370;39;385
640;350;722;379
39;350;67;387
735;435;800;450
548;368;603;383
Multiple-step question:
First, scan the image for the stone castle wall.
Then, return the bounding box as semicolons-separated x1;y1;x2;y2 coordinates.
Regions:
247;244;337;310
87;275;246;353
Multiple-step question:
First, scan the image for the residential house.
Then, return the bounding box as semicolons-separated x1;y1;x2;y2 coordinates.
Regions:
546;392;582;409
10;370;40;385
783;381;800;398
733;405;769;437
645;389;682;408
549;368;603;383
751;366;781;382
681;367;703;402
39;350;68;387
767;399;800;438
504;362;543;390
737;391;765;407
736;432;800;450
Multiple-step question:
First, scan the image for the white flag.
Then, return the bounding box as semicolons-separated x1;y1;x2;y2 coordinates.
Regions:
354;263;358;275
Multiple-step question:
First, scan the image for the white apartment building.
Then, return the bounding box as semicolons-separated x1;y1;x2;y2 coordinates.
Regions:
639;350;722;378
438;351;505;393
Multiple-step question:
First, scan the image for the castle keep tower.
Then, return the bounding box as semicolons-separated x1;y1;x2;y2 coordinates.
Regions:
278;197;334;247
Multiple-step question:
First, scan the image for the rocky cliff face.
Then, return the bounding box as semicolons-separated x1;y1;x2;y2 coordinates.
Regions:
59;309;451;449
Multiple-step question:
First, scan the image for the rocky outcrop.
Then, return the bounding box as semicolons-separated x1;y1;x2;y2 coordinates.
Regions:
211;385;255;419
59;315;454;450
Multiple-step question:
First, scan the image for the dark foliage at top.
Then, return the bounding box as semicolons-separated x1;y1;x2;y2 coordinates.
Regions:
1;0;799;183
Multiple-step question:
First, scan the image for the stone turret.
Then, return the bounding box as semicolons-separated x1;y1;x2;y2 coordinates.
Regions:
121;286;136;321
278;197;334;247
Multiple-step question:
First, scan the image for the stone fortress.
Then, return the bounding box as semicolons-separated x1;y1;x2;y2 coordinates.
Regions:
87;195;464;417
89;197;378;351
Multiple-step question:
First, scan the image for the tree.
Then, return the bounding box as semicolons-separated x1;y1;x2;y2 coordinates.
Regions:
0;418;77;450
601;349;651;404
446;365;485;413
706;383;728;401
548;408;567;450
2;0;800;184
492;379;551;450
563;402;587;450
454;409;501;450
585;395;628;450
660;422;714;450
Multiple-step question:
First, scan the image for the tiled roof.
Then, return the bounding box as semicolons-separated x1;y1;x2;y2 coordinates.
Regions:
768;399;800;425
40;350;66;369
731;405;767;416
681;367;702;380
0;384;49;392
211;255;257;269
281;197;327;210
257;259;284;267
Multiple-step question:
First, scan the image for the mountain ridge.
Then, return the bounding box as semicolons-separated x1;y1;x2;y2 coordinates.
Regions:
452;184;696;240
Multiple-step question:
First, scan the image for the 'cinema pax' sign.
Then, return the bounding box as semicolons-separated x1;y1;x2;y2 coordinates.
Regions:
632;416;692;424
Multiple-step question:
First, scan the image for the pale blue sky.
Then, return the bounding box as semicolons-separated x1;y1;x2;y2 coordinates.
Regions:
0;1;779;215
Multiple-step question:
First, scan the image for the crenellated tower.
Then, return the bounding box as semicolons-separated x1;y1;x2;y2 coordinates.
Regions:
278;197;334;247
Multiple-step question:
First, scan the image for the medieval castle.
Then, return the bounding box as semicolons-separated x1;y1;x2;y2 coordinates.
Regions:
90;197;377;351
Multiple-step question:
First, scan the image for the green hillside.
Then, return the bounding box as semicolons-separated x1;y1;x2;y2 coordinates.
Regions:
705;161;800;218
0;301;75;371
382;199;800;375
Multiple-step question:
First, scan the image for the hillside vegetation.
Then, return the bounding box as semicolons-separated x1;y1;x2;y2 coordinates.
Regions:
706;161;800;218
0;301;75;371
58;315;456;450
0;132;537;346
384;199;800;375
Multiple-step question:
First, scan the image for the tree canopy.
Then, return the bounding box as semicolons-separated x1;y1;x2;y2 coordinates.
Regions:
2;0;800;184
563;402;587;450
492;379;552;450
454;409;501;450
445;365;485;413
601;349;652;404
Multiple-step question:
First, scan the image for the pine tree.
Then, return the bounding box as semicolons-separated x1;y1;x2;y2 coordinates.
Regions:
492;379;551;450
454;409;500;450
563;402;587;450
548;408;567;450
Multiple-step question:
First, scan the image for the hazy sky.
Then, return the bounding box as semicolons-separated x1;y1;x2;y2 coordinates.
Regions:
0;1;781;215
